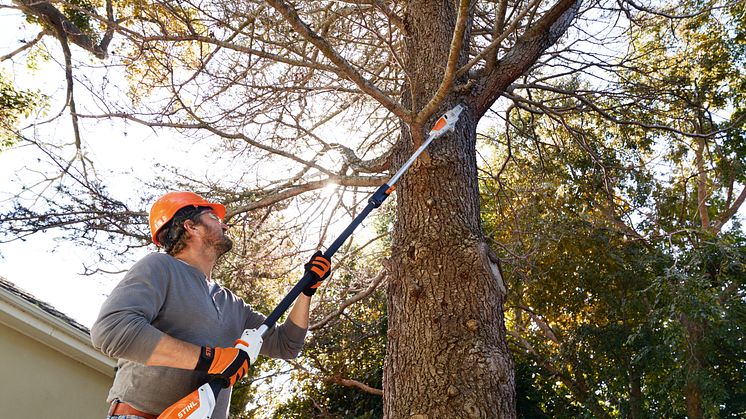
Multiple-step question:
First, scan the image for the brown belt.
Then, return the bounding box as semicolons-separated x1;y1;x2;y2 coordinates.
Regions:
109;400;159;419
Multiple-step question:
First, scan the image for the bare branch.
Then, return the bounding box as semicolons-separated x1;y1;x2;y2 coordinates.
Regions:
372;0;406;33
310;269;386;330
510;83;746;139
414;0;471;124
456;0;541;80
324;375;383;396
288;360;383;396
78;112;337;177
231;176;386;214
622;0;739;19
471;0;582;116
264;0;410;121
1;30;46;62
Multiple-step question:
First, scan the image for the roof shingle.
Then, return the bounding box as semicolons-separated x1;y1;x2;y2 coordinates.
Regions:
0;276;90;335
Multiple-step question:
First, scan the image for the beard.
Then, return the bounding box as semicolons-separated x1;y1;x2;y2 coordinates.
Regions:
208;233;233;258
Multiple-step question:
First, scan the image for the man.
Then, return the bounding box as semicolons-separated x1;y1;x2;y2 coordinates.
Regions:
91;191;330;419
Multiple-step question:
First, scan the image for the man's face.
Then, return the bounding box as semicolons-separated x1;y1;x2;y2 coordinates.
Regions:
198;210;233;257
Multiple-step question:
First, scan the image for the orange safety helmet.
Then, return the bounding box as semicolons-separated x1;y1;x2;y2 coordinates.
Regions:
149;191;227;246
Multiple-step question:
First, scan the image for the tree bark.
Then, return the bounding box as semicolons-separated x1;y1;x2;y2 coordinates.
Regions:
383;1;515;417
681;313;705;419
629;369;643;419
382;0;583;416
385;111;515;417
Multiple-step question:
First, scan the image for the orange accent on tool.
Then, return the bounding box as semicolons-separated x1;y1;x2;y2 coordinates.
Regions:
386;186;396;194
157;390;201;419
432;116;448;131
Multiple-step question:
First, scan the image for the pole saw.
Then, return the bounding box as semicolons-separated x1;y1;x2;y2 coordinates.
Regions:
158;104;464;419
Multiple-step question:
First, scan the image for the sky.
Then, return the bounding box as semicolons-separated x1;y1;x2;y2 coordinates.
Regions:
0;9;184;326
0;113;160;327
0;121;163;326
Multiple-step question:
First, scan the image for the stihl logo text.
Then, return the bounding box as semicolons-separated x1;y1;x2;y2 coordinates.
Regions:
177;401;198;418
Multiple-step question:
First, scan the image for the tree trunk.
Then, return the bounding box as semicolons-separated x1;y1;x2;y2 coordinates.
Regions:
384;112;515;418
629;369;643;419
681;314;705;419
383;2;516;417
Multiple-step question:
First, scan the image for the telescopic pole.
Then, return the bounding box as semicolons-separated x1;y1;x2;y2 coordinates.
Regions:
259;104;464;334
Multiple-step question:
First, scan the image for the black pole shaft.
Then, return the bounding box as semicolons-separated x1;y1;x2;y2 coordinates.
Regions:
261;183;392;333
257;104;462;333
325;200;378;256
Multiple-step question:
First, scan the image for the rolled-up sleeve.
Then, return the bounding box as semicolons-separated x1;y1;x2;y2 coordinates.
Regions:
244;310;307;359
91;256;168;364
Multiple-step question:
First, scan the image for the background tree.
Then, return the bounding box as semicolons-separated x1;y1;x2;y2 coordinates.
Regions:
0;72;44;149
479;1;746;416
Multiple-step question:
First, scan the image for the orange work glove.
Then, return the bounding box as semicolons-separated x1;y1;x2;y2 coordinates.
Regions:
194;346;250;388
302;251;331;296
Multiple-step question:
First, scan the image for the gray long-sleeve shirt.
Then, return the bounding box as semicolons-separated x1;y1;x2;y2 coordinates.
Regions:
91;253;306;418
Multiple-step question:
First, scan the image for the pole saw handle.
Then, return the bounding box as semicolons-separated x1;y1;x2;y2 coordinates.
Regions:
156;380;222;419
234;328;263;364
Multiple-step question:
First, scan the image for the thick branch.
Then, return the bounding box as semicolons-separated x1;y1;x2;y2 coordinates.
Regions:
331;143;395;173
711;186;746;234
325;375;383;396
12;0;112;59
456;0;541;80
231;176;386;214
470;0;582;116
414;0;470;124
486;0;509;73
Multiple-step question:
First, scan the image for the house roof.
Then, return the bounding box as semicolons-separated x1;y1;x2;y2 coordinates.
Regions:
0;276;90;335
0;275;116;377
